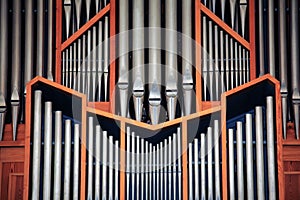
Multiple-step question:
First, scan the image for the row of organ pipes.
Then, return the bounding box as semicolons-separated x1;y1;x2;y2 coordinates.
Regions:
30;88;278;199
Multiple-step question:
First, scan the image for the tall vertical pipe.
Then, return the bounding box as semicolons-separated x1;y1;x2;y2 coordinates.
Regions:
131;132;136;199
36;0;44;75
278;0;288;139
108;136;114;200
291;0;300;139
208;21;214;101
31;91;42;199
132;0;145;121
53;111;62;199
73;124;80;200
148;0;162;124
220;31;225;93
182;0;193;115
145;141;149;199
43;102;53;199
266;96;276;199
239;45;243;85
255;107;265;199
115;140;119;200
141;138;145;199
228;129;235;200
86;0;91;20
245;114;254;200
95;125;101;200
75;0;82;30
103;17;109;101
235;42;239;87
202;16;208;100
73;43;77;90
87;30;92;100
64;120;72;199
92;26;97;101
102;131;108;199
188;143;194;200
258;0;265;75
168;137;172;198
64;0;72;38
207;128;213;200
236;122;244;199
214;120;221;200
137;136;141;198
149;143;153;200
47;0;54;80
230;39;235;89
66;49;70;87
82;35;86;93
11;0;21;141
160;142;164;200
214;26;220;99
164;139;168;200
221;0;226;20
62;52;66;86
126;127;130;200
177;127;182;199
225;35;230;91
194;140;199;200
0;0;8;140
239;0;247;38
165;0;178;120
118;0;129;116
229;0;237;29
69;46;73;89
24;0;33;88
173;133;177;199
87;118;94;199
97;21;103;101
268;0;275;76
200;133;206;200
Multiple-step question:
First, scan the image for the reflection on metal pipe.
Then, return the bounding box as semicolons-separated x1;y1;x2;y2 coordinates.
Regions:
268;0;275;76
266;97;276;199
11;0;21;141
64;119;72;199
145;140;149;199
37;0;44;76
200;133;206;200
47;0;54;81
258;0;265;76
82;35;86;94
214;120;221;200
43;102;52;199
164;139;168;200
31;91;42;199
73;43;77;90
168;137;172;198
73;124;80;200
87;117;93;199
77;39;82;92
245;114;254;200
236;122;244;199
255;106;265;199
53;111;62;199
228;128;235;200
24;0;33;90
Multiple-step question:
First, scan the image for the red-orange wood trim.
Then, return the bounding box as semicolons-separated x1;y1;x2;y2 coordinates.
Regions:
80;98;87;200
195;0;202;112
182;120;188;200
55;0;63;84
88;102;111;113
221;93;228;200
61;4;111;51
249;0;257;80
120;121;126;199
200;3;250;51
109;0;116;113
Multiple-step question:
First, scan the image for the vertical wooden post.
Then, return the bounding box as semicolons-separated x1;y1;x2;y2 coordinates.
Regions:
182;120;188;200
109;0;116;114
80;98;87;199
249;0;256;80
221;94;228;200
120;121;126;199
195;0;202;112
55;0;63;84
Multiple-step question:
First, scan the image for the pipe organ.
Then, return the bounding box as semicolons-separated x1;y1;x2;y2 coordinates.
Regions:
0;0;300;199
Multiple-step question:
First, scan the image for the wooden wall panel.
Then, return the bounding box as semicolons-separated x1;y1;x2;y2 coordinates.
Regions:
285;174;300;199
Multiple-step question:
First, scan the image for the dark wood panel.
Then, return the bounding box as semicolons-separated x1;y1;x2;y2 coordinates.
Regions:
8;173;23;200
285;174;300;199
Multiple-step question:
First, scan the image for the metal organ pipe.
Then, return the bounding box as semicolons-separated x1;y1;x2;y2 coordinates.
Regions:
245;114;254;200
47;0;54;81
64;119;72;199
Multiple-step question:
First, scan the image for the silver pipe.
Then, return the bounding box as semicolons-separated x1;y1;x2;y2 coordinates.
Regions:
76;39;81;92
95;0;100;13
131;132;136;200
62;52;66;86
239;45;243;85
145;141;149;199
92;26;97;101
214;120;221;200
279;0;288;139
229;0;237;28
228;129;235;200
236;122;244;199
95;125;101;200
11;0;21;141
118;0;129;116
53;111;62;200
31;91;42;199
165;0;178;120
150;143;153;200
193;140;199;200
212;0;216;13
246;51;249;82
239;0;247;38
82;35;86;94
47;0;54;80
132;0;145;121
97;21;103;101
245;114;254;200
73;124;80;200
200;133;206;200
220;30;225;93
87;30;92;100
36;0;44;75
177;127;182;200
86;0;91;20
64;0;72;38
266;96;276;199
24;0;33;88
268;0;275;76
104;16;109;102
66;49;69;87
43;102;52;199
148;0;161;123
225;34;230;91
115;140;119;200
141;138;145;200
230;39;234;89
164;139;168;200
168;136;172;198
214;25;219;99
126;127;130;200
69;46;73;89
188;142;193;200
64;119;72;199
255;106;265;199
221;0;226;20
182;0;193;116
207;128;213;200
73;43;77;90
242;48;246;84
157;144;160;200
102;131;108;199
208;21;214;101
173;133;177;200
137;136;140;198
291;0;300;139
235;42;239;87
75;0;82;30
258;0;265;76
160;142;164;200
0;0;8;140
202;16;208;100
108;136;114;200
